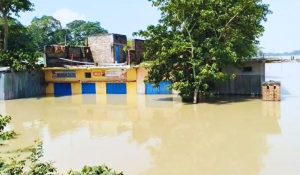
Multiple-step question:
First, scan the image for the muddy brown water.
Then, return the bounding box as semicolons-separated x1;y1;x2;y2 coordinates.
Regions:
0;95;300;175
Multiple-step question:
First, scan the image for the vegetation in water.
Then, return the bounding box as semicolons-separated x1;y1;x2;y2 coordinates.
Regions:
0;116;123;175
68;165;124;175
136;0;271;103
0;143;123;175
0;115;16;142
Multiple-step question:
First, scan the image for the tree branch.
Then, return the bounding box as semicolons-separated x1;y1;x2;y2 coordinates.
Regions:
218;1;251;40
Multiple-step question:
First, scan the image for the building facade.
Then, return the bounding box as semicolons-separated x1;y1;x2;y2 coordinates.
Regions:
44;67;138;96
215;60;266;95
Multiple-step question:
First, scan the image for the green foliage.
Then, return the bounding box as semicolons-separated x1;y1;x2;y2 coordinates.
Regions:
26;142;57;175
0;18;35;51
0;142;57;175
26;162;57;175
0;157;26;175
0;0;34;51
68;165;124;175
0;115;16;141
66;20;108;46
123;40;134;52
136;0;270;103
28;141;43;163
0;142;123;175
0;50;43;72
0;17;44;71
28;15;64;50
0;117;123;175
27;17;108;48
0;0;33;15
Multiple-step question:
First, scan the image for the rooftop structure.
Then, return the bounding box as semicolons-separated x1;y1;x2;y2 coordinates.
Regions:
87;34;127;65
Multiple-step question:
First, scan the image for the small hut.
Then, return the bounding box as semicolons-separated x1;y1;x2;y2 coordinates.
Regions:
262;81;281;101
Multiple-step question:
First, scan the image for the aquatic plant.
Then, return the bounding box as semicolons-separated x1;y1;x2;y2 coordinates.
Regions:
68;165;124;175
0;141;57;175
1;141;123;175
0;115;16;141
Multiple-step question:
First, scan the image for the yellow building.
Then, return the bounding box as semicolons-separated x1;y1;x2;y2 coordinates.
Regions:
44;67;137;96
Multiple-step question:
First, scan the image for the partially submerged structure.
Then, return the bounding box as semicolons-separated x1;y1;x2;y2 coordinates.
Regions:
0;67;44;100
135;59;266;96
44;66;138;96
44;45;93;67
41;33;267;97
87;35;145;65
262;81;281;101
215;59;266;95
43;34;150;96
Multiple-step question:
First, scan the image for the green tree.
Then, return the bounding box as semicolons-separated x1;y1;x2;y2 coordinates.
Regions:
28;15;64;50
66;20;108;46
0;0;33;51
137;0;270;103
0;18;34;51
0;50;43;71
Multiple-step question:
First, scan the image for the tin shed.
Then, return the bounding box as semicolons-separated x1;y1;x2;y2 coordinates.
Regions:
215;60;266;95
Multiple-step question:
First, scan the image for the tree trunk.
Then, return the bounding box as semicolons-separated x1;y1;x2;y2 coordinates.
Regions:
3;13;9;51
193;87;199;104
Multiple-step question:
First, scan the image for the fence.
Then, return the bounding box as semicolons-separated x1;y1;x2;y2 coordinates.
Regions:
215;75;264;95
0;71;45;100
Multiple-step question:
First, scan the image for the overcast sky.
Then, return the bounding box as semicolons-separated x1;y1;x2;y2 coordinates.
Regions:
17;0;300;53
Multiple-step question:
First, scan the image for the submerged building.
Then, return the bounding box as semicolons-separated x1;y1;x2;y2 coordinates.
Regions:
42;33;267;97
44;34;169;96
216;59;266;95
44;67;138;96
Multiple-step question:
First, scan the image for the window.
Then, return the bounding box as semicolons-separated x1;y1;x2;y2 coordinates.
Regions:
243;66;253;72
85;72;92;78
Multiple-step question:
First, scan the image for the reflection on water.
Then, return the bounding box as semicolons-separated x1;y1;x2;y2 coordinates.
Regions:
0;94;294;175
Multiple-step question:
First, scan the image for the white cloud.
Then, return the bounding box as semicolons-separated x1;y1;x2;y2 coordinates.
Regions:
53;8;87;26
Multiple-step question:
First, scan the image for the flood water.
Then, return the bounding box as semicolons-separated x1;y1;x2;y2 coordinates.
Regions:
1;96;300;175
0;93;299;175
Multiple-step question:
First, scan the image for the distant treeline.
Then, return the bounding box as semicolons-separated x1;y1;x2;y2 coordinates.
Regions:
264;50;300;56
0;16;108;52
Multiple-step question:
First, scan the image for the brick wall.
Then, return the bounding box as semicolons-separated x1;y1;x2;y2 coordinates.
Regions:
88;34;128;64
88;35;114;64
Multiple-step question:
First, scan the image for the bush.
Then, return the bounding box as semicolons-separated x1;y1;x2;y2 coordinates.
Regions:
0;142;123;174
0;50;43;72
0;115;16;141
68;165;124;175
